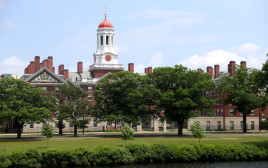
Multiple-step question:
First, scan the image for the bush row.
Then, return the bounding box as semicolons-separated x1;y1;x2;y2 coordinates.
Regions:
1;144;268;168
260;121;268;130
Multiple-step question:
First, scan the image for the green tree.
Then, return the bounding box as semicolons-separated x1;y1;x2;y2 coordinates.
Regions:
217;65;261;133
42;123;54;148
121;123;134;140
191;121;206;143
93;71;157;126
0;78;55;139
56;83;90;137
150;65;215;136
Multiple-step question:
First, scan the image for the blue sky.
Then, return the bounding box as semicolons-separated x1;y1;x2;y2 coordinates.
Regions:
0;0;267;75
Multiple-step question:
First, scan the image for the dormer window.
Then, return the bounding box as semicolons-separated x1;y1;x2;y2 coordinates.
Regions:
100;36;103;45
106;35;109;45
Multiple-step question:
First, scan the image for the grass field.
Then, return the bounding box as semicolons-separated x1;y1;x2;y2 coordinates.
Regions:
0;132;268;154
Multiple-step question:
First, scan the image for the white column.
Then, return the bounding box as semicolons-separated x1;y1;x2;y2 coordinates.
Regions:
153;118;159;132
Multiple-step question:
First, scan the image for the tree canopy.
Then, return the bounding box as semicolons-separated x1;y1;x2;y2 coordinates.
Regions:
0;78;55;138
93;71;157;126
217;65;261;133
149;65;215;135
55;83;90;137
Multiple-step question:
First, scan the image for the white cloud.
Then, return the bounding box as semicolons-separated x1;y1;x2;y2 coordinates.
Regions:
134;52;163;73
148;52;163;67
0;56;28;75
3;18;15;28
180;50;246;71
0;0;5;8
233;43;260;53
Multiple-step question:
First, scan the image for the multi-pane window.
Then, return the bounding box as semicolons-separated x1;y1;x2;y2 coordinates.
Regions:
240;121;243;129
230;121;234;130
221;109;223;116
88;86;92;92
250;110;254;115
206;121;210;130
69;122;73;127
88;95;92;101
42;87;47;91
217;121;221;130
30;124;34;128
229;109;234;115
214;109;216;116
93;120;98;127
251;121;254;129
217;109;219;116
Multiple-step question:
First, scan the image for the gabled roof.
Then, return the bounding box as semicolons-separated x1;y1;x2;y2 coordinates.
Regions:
22;67;66;84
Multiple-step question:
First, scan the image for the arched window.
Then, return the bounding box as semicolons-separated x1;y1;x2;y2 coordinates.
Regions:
106;35;109;45
100;36;103;45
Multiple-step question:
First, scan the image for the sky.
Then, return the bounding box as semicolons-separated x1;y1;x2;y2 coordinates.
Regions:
0;0;267;75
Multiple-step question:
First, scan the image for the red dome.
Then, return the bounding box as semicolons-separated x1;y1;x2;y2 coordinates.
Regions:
98;16;113;28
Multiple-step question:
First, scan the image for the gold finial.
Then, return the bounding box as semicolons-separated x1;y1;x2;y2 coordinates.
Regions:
104;5;106;17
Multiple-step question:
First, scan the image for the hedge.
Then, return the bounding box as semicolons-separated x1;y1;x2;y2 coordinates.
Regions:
260;121;268;130
0;144;268;168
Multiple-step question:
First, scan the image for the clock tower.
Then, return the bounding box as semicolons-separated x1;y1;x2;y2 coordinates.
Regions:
89;13;124;78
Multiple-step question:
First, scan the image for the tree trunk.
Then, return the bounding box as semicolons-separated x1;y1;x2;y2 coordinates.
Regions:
17;123;23;139
59;119;63;135
177;120;183;136
243;113;247;133
74;125;78;137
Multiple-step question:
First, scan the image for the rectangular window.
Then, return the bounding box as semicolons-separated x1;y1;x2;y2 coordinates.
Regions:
69;122;73;127
251;121;254;130
88;86;92;92
217;109;219;116
221;109;223;116
230;121;234;130
240;121;243;129
217;121;221;130
250;110;254;115
107;122;112;127
55;122;58;128
106;36;109;45
214;109;216;116
55;87;59;92
100;36;103;45
30;124;34;128
88;95;92;101
93;120;98;127
230;109;234;115
206;121;210;130
116;122;121;126
42;87;47;91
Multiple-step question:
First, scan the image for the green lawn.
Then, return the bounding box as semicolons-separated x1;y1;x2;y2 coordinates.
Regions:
0;132;268;154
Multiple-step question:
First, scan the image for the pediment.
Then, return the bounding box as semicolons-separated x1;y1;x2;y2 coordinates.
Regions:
26;68;65;84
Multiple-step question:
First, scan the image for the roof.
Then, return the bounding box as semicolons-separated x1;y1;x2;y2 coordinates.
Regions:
98;16;113;28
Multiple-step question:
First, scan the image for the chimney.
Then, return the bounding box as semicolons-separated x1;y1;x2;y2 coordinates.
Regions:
30;61;35;74
207;66;213;77
43;59;48;68
228;61;235;75
26;65;30;74
52;67;55;73
197;68;204;73
214;64;219;78
240;61;246;69
63;69;69;79
77;62;83;73
145;68;148;74
148;67;152;73
48;56;53;71
35;56;40;72
58;64;64;75
128;63;134;73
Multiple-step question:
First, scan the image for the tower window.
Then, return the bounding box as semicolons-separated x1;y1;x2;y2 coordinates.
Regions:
111;36;113;45
100;36;103;45
106;35;109;45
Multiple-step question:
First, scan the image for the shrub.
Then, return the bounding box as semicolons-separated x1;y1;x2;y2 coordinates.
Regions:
191;121;206;143
10;149;41;168
0;154;11;168
260;121;268;130
173;145;199;162
150;144;178;163
121;123;134;140
125;143;153;163
91;146;133;166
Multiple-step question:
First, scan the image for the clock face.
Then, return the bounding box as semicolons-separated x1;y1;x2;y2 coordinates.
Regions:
105;55;112;62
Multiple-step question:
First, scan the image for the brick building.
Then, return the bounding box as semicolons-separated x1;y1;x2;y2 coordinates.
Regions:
13;14;268;133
